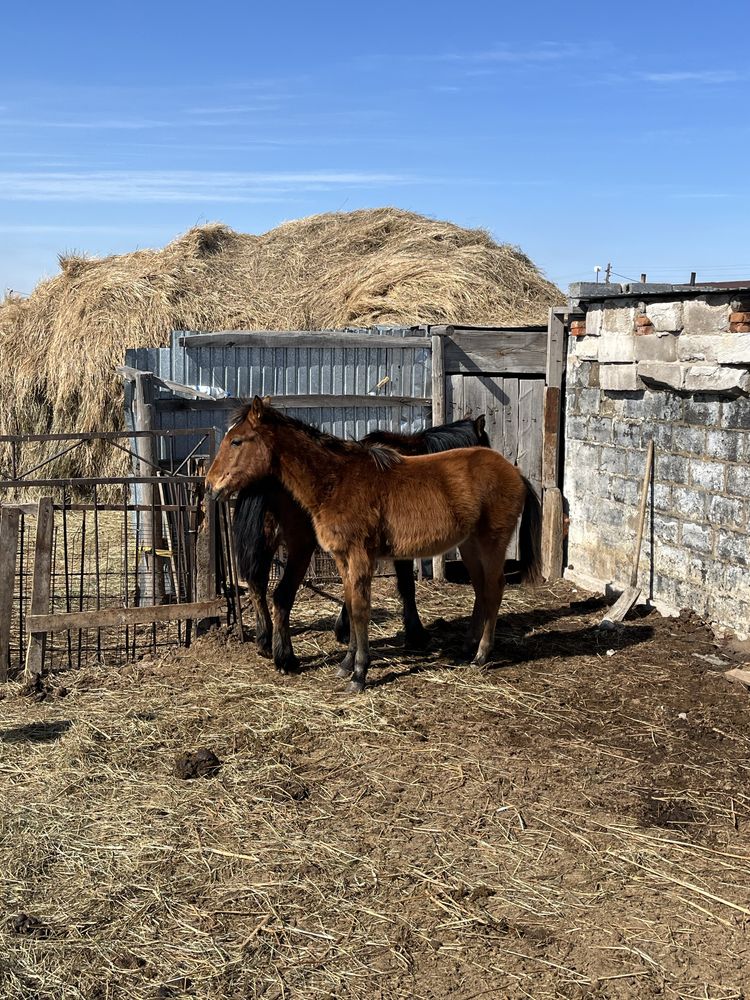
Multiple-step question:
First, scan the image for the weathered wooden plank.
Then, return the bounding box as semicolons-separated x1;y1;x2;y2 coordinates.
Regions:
134;374;167;606
195;498;217;603
542;385;562;489
28;598;226;634
545;310;567;389
542;486;564;581
430;334;446;425
179;332;430;351
24;498;54;682
0;507;20;681
444;330;547;375
154;393;431;413
526;379;545;497
431;334;447;581
502;378;519;465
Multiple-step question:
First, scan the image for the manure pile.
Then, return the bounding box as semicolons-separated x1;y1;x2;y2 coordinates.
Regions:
0;207;562;479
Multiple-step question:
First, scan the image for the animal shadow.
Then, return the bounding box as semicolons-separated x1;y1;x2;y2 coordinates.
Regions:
0;719;72;744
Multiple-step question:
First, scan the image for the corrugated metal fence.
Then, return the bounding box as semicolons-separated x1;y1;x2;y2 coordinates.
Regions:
125;327;433;460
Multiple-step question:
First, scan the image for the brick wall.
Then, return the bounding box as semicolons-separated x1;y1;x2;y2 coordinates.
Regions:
563;288;750;637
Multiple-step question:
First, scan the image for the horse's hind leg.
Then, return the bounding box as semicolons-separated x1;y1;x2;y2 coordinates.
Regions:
271;528;316;674
458;538;485;660
247;575;273;659
473;538;509;666
395;559;430;649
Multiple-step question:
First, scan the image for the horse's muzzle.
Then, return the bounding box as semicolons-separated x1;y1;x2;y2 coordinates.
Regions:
204;484;225;502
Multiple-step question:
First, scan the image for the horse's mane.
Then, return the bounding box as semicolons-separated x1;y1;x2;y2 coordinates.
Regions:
232;402;403;470
363;417;490;455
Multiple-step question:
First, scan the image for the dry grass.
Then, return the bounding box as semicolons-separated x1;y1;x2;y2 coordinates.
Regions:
2;580;749;999
0;208;562;480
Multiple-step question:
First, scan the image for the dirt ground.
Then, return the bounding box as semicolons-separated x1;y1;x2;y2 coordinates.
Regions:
1;578;750;1000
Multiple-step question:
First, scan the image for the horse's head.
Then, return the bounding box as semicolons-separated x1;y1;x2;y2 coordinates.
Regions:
205;395;274;500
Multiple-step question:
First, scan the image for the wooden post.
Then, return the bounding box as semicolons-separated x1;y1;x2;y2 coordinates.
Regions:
133;373;166;605
430;331;447;582
0;507;20;682
24;497;54;683
541;309;567;581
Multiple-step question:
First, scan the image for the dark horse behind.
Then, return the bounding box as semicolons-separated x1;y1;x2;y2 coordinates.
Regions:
232;416;491;672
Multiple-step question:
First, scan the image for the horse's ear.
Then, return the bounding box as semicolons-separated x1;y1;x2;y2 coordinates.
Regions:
250;395;265;419
262;395;272;406
474;414;486;436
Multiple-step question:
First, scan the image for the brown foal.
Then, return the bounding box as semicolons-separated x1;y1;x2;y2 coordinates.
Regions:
206;397;541;692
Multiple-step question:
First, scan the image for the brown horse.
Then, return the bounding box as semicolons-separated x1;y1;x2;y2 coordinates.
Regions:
207;398;541;692
233;415;491;673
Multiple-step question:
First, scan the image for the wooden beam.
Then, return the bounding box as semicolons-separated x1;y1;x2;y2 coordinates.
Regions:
541;487;564;582
545;309;566;389
431;332;447;582
0;507;20;682
24;497;54;682
133;373;167;606
542;386;562;490
443;330;547;375
154;393;431;413
196;499;217;603
28;598;226;634
179;332;430;351
430;333;446;425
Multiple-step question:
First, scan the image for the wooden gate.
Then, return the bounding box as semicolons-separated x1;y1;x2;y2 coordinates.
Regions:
430;311;567;575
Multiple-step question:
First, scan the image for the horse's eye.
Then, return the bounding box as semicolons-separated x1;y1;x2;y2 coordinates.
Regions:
231;439;242;448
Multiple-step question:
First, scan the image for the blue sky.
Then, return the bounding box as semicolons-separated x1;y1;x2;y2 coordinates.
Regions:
1;0;748;296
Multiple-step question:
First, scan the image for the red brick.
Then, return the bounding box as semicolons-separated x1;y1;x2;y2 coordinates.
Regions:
730;322;750;333
570;321;586;337
729;311;750;323
635;314;652;326
635;321;654;335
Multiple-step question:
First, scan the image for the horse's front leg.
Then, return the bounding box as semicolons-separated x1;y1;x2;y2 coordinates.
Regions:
394;559;429;649
347;557;374;693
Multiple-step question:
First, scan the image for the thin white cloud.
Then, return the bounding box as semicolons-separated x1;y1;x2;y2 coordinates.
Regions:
433;42;579;64
0;170;417;203
0;117;173;130
639;70;743;84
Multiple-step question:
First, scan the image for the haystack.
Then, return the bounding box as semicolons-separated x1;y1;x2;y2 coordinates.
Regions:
0;208;562;479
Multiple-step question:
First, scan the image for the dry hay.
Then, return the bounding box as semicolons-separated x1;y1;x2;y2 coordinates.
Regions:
2;579;750;999
0;208;562;479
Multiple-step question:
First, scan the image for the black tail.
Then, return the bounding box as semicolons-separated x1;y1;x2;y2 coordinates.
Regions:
233;480;274;587
518;476;542;586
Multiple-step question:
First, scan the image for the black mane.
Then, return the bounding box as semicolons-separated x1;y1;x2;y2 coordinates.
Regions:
363;416;490;455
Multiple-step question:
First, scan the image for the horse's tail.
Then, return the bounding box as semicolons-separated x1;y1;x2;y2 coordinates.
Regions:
518;475;542;586
233;482;273;586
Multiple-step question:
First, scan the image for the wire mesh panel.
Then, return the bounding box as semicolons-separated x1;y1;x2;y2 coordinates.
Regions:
0;430;235;681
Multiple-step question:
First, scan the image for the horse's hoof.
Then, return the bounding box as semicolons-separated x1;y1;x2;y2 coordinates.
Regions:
471;653;488;667
276;656;300;675
347;679;366;694
336;664;353;679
